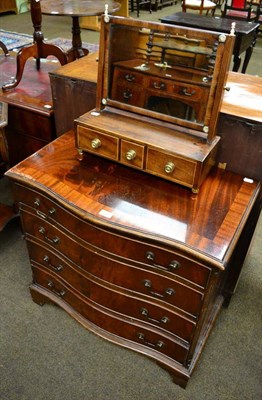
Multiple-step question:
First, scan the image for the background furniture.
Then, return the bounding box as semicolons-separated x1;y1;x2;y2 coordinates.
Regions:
1;0;68;91
256;0;262;33
181;0;217;15
130;0;152;16
0;53;58;167
1;0;120;91
161;12;260;73
154;0;175;11
217;72;262;182
40;0;120;60
49;53;98;136
222;0;258;20
0;101;8;176
0;0;17;14
0;41;9;56
6;130;261;388
80;0;128;31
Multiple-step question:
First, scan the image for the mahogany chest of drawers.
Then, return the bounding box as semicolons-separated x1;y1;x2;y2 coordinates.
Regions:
6;131;261;388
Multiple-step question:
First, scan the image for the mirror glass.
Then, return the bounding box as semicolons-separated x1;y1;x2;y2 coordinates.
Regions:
102;19;222;133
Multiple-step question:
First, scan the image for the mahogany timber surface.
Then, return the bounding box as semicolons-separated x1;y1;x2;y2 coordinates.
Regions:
0;53;58;112
6;130;261;268
220;72;262;123
217;72;262;182
49;52;98;135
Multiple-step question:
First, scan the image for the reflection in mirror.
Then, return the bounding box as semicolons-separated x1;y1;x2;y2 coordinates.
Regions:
108;23;217;124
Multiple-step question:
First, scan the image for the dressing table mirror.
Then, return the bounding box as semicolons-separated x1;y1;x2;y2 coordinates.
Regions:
75;16;235;192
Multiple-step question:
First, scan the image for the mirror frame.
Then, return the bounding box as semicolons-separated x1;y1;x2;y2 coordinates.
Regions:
96;16;235;143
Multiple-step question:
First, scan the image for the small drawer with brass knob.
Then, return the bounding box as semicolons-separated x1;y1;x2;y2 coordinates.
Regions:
77;126;119;161
146;147;196;187
120;140;145;169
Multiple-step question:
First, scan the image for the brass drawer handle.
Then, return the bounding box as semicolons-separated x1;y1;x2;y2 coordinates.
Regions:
126;149;136;161
153;82;166;90
179;88;196;97
164;162;175;174
124;73;135;82
47;281;65;297
43;255;63;272
91;138;101;149
34;197;56;217
39;226;60;245
137;332;165;349
143;279;175;299
141;307;169;325
145;251;181;272
36;208;56;220
123;89;132;100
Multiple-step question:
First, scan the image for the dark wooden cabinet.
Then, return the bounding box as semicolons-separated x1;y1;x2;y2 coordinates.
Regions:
0;54;58;167
49;53;98;136
6;131;261;388
217;72;262;182
3;105;56;167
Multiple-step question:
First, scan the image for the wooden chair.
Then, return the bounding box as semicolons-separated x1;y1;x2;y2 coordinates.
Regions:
181;0;217;16
254;0;262;33
222;0;258;21
130;0;152;17
0;41;9;56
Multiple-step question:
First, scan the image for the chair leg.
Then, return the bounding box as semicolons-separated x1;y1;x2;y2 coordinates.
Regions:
136;0;152;18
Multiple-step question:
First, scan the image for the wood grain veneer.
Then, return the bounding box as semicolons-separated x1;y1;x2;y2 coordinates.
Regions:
5;131;261;387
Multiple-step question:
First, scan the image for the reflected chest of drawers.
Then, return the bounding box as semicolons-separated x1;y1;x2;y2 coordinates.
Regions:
6;131;261;388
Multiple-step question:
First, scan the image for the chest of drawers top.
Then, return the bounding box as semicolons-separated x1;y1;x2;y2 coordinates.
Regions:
6;130;260;270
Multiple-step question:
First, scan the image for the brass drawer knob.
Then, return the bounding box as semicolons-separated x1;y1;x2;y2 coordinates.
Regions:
126;149;136;161
164;162;175;174
91;138;101;149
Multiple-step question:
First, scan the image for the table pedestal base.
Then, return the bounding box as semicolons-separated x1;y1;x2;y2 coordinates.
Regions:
1;0;89;91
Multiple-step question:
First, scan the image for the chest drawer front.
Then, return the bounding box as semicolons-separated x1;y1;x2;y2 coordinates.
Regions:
29;244;195;342
120;140;145;169
172;84;206;102
113;67;145;85
24;219;204;318
146;148;196;187
77;125;119;160
32;266;189;365
148;77;170;92
14;183;211;289
111;81;146;107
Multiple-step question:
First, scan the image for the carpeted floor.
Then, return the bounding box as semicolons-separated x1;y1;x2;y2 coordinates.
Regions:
0;29;99;54
0;29;32;50
46;37;99;54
